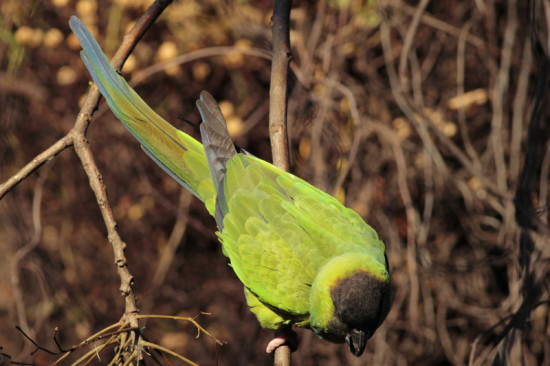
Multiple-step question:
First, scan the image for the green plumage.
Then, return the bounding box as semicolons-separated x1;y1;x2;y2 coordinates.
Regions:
70;16;391;357
219;155;387;328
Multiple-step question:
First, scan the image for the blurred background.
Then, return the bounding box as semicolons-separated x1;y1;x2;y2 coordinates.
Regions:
1;0;549;365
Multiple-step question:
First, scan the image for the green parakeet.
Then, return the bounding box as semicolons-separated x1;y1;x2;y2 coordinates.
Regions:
69;16;391;357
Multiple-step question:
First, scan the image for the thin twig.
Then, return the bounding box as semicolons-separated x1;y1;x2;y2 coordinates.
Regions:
397;0;430;92
456;21;481;166
322;79;363;196
130;46;271;86
370;120;420;330
0;135;73;199
489;0;517;193
151;189;192;288
393;0;500;56
379;19;422;331
510;40;533;187
140;341;199;366
10;165;49;336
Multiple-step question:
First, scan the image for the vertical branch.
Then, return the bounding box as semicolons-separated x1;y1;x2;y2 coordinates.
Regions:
270;1;292;365
71;0;173;336
490;0;517;192
269;0;292;172
0;1;173;361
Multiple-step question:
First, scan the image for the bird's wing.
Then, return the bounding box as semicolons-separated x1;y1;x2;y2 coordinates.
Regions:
218;154;386;323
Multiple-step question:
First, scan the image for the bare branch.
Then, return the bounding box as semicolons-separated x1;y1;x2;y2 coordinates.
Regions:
1;0;173;357
269;0;292;173
270;0;293;364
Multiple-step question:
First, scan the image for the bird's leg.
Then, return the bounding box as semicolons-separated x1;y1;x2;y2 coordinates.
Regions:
266;326;298;354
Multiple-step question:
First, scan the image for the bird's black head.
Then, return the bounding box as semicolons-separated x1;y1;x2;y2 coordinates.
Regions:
330;270;391;356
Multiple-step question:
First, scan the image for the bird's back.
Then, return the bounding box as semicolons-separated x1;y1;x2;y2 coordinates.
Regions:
217;154;386;328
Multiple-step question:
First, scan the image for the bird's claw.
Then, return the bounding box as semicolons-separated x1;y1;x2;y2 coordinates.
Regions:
266;328;298;354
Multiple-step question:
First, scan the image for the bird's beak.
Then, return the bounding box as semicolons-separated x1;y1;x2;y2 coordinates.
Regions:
345;329;367;356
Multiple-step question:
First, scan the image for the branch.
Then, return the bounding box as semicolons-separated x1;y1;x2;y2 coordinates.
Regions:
0;0;173;347
270;0;293;365
269;0;292;173
0;134;73;199
70;0;174;333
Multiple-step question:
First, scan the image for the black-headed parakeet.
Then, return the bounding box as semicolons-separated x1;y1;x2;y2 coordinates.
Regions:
69;16;392;357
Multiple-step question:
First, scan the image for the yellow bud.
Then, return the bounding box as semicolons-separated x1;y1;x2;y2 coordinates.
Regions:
442;122;457;137
235;39;252;50
57;66;77;85
337;158;348;173
128;203;144;221
156;41;178;62
226;116;243;138
299;138;311;159
224;51;245;69
76;0;98;17
15;26;32;44
121;54;137;73
468;177;483;191
312;83;325;97
334;187;346;204
52;0;70;7
342;41;355;56
447;88;488;110
392;117;411;141
43;28;64;48
15;26;43;48
192;61;211;81
340;98;350;113
468;177;487;199
218;101;234;117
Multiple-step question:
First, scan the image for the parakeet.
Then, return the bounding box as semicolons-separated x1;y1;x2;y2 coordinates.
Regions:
69;16;391;357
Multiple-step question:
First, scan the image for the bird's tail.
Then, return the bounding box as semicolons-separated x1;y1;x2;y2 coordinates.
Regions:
69;16;216;215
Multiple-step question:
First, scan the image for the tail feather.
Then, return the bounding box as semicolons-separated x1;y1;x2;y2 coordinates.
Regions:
69;16;216;215
196;91;237;189
196;91;238;228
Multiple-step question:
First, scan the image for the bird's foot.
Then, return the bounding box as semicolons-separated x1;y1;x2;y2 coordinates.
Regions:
266;327;298;354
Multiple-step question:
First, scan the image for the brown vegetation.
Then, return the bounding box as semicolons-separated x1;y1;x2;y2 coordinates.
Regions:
1;0;549;365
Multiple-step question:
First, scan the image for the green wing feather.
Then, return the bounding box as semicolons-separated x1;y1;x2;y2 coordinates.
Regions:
218;154;386;328
69;16;216;215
